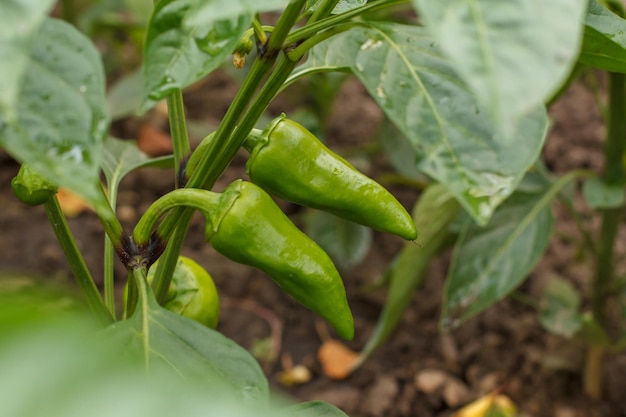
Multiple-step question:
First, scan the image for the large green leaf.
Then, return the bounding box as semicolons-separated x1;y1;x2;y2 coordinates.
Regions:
0;0;55;121
412;0;585;138
0;322;280;417
0;18;108;204
441;186;554;328
360;184;460;360
105;278;269;402
304;209;372;270
580;0;626;72
292;23;547;225
141;0;252;111
185;0;291;27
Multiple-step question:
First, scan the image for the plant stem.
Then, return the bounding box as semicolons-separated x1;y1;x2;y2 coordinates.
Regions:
252;14;268;44
287;22;355;61
594;72;625;326
94;183;126;249
131;266;151;370
44;196;114;325
584;345;605;400
266;0;307;54
149;0;305;303
586;72;626;400
166;89;191;188
103;184;119;318
285;0;408;44
152;214;192;304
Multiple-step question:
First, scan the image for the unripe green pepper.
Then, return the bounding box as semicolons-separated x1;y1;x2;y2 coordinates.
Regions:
125;256;220;329
244;114;417;240
149;256;220;329
206;180;354;340
11;164;57;206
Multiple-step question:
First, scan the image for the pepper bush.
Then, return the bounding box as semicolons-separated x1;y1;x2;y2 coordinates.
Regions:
1;0;624;414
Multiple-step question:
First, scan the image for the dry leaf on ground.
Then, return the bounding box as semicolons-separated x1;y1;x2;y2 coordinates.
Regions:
56;188;91;217
317;339;359;380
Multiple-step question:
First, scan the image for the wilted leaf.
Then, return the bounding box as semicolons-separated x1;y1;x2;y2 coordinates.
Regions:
318;339;359;380
56;188;92;218
452;393;517;417
277;364;312;386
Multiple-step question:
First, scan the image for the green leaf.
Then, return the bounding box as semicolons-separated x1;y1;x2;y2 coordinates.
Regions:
580;0;626;72
412;0;585;138
107;69;144;121
360;184;460;359
288;401;350;417
0;320;283;417
102;137;173;202
442;186;554;329
583;176;625;209
141;0;252;111
0;18;109;205
379;118;424;181
304;209;372;270
106;278;269;402
185;0;291;27
577;312;611;347
307;0;367;14
539;277;583;338
293;23;547;225
0;0;55;121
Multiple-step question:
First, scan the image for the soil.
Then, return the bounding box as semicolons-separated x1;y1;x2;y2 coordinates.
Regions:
1;69;625;417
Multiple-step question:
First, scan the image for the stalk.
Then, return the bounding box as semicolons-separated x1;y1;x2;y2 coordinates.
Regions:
149;0;307;303
586;72;626;399
167;89;191;188
44;196;114;325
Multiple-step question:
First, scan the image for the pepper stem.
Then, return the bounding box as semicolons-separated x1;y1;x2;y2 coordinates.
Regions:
242;128;266;153
133;188;222;246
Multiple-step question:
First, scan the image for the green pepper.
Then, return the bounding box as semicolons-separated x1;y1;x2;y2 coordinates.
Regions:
124;256;220;329
11;164;58;206
206;180;354;340
148;256;220;329
243;114;417;240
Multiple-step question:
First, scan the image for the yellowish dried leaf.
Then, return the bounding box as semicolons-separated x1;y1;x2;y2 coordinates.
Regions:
452;393;517;417
317;339;359;380
277;364;312;387
56;188;91;217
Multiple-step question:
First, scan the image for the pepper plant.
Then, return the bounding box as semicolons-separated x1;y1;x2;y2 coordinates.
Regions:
0;0;623;414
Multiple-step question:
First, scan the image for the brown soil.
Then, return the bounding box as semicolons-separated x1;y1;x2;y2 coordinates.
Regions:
1;70;625;417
